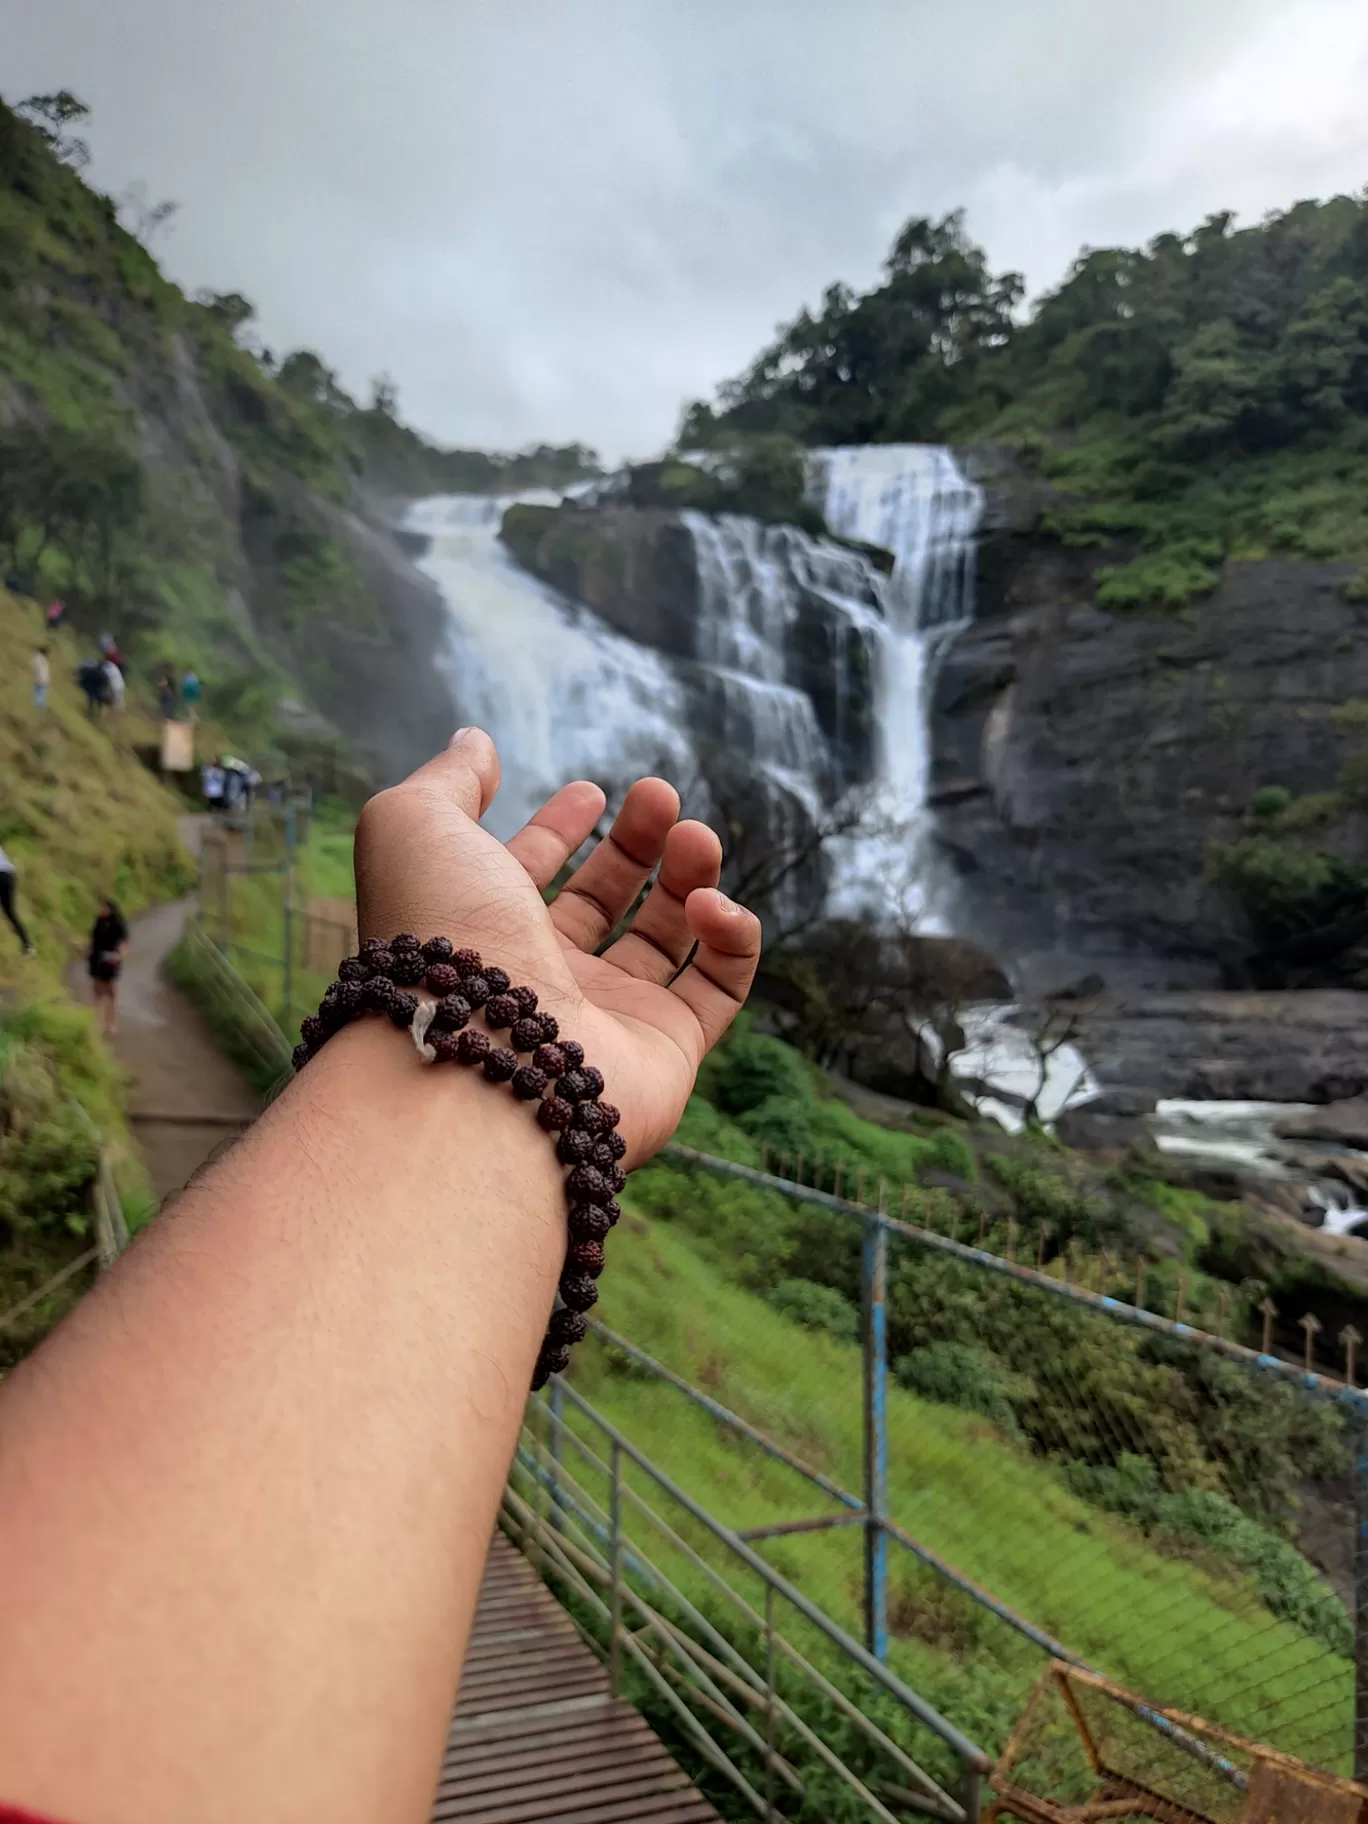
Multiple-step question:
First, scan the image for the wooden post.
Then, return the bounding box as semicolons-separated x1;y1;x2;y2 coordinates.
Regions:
1344;1325;1363;1387
1300;1312;1323;1373
1260;1297;1278;1356
1175;1273;1186;1326
1004;1219;1016;1263
1135;1256;1146;1311
1216;1286;1231;1339
855;1167;867;1207
977;1210;988;1245
833;1161;844;1202
901;1183;913;1223
795;1151;805;1186
1037;1227;1049;1270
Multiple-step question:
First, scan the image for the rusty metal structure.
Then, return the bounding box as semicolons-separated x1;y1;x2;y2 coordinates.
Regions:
987;1664;1368;1823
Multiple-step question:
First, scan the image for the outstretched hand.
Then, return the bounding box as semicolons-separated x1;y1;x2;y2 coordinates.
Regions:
355;727;762;1165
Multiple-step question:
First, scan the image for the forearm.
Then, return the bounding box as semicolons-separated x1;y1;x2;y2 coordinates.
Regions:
0;1020;564;1824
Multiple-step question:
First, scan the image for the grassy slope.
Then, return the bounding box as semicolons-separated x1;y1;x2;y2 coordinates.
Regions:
0;583;193;1348
578;1211;1349;1771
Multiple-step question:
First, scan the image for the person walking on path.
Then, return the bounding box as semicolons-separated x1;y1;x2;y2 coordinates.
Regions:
180;668;201;722
155;671;177;721
200;759;225;814
77;659;108;718
87;899;129;1037
102;659;126;715
31;646;49;713
44;598;65;633
0;847;36;957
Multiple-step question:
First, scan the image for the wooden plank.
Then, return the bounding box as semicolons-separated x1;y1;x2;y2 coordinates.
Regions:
431;1534;720;1823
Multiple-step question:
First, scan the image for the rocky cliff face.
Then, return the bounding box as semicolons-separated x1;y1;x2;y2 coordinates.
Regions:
932;495;1368;992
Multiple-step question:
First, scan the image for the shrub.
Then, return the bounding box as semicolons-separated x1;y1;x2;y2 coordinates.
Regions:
1095;544;1220;612
894;1341;1023;1432
767;1277;859;1343
1065;1454;1351;1654
1248;785;1292;820
713;1029;813;1118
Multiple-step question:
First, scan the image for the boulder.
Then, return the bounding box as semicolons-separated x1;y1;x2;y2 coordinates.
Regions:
1277;1096;1368;1149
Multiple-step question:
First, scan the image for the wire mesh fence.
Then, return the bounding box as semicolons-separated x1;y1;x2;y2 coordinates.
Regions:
573;1148;1368;1795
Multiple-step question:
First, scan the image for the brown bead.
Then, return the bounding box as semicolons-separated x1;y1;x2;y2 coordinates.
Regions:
338;955;370;982
601;1195;622;1227
300;1015;327;1047
456;1029;490;1065
391;933;420;952
509;1017;544;1053
425;964;463;997
511;1065;547;1100
531;1360;552;1393
429;1033;460;1063
430;994;471;1033
567;1240;605;1277
484;965;511;995
368;947;395;979
461;975;491;1008
537;1096;575;1132
591;1141;616;1171
536;1013;560;1044
558;1273;599;1313
597;1102;621;1129
566;1164;613;1206
538;1340;573;1376
452;947;484;976
580;1066;605;1099
422;936;454;965
559;1039;584;1068
359;937;388;960
605;1164;627;1194
510;985;538;1015
605;1130;627;1161
568;1203;611;1243
388;990;419;1029
533;1043;567;1077
483;1047;518;1083
485;993;520;1029
557;1129;595;1166
577;1102;610;1137
550;1307;589;1343
362;977;395;1012
291;1043;312;1072
390;951;426;986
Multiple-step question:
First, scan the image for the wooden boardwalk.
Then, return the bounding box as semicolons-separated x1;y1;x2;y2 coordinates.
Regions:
431;1533;721;1824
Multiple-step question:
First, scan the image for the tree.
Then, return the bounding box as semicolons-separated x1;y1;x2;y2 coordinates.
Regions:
119;180;178;246
197;291;257;338
17;91;90;169
370;373;399;417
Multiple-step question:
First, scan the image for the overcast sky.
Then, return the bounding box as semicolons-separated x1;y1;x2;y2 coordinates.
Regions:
6;0;1368;461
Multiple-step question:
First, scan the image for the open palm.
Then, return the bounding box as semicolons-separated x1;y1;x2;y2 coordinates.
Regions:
354;728;762;1165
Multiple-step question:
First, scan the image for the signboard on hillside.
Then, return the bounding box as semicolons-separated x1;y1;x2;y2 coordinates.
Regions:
160;720;194;773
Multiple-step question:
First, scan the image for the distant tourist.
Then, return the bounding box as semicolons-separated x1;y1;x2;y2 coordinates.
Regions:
201;758;226;813
103;658;126;714
31;645;50;711
77;658;110;717
88;898;129;1038
0;846;36;957
181;668;202;722
44;597;65;631
156;670;177;720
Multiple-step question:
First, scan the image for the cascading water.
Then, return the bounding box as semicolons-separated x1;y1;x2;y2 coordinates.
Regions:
405;493;695;839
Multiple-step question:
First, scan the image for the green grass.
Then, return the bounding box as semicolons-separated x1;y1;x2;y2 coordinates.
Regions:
572;1212;1353;1773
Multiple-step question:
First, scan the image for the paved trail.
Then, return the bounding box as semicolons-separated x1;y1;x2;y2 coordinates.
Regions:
68;822;259;1204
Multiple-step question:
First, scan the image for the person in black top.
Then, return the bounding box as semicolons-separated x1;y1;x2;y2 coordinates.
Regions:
88;899;129;1037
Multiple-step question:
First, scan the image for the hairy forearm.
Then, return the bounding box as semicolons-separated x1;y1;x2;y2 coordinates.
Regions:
0;1021;564;1824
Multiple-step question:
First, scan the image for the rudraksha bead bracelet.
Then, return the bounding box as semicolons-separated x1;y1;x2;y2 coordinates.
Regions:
292;933;624;1391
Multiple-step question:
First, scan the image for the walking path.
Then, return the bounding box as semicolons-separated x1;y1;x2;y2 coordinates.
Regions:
432;1534;719;1824
67;891;258;1204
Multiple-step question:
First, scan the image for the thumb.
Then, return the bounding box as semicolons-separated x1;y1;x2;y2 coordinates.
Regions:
406;727;502;822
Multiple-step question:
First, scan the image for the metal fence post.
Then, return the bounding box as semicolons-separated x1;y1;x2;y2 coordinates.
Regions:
764;1582;777;1822
549;1377;565;1535
862;1201;889;1661
609;1439;623;1694
1356;1415;1368;1782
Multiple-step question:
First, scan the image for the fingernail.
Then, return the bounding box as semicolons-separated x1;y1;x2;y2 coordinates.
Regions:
448;726;475;749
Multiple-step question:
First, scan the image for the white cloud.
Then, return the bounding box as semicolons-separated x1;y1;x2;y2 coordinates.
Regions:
4;0;1367;459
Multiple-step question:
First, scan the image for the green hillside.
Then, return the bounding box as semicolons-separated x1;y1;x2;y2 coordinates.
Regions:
0;582;193;1359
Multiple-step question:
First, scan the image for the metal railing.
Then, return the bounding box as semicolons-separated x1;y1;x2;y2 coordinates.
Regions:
605;1145;1368;1791
511;1376;991;1821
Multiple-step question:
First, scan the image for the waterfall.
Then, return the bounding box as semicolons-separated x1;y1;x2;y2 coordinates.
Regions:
404;447;984;928
405;493;695;840
809;444;985;925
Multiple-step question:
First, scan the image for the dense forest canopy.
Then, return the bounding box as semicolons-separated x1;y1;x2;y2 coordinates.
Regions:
682;198;1368;461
